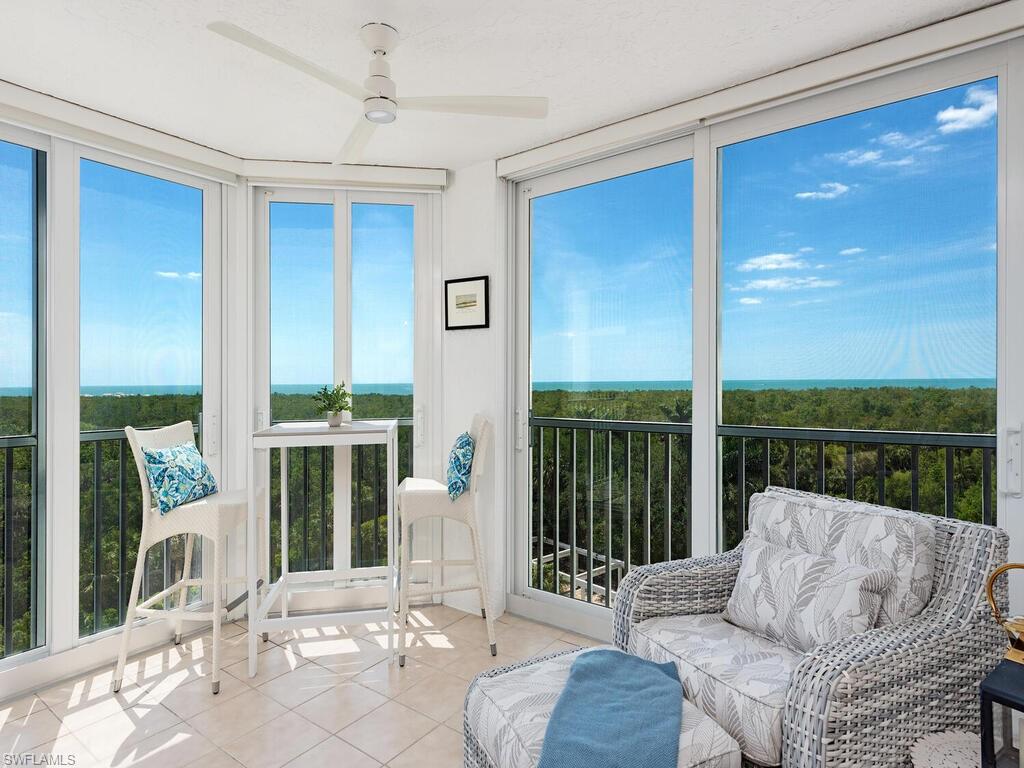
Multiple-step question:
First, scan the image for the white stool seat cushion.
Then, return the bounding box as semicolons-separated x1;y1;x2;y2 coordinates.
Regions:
397;477;472;523
147;488;249;541
465;647;741;768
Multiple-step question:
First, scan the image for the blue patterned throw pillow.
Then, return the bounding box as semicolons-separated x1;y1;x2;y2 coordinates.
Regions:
447;432;475;500
141;442;219;515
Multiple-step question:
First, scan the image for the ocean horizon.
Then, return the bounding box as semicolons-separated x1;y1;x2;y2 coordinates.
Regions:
0;378;998;397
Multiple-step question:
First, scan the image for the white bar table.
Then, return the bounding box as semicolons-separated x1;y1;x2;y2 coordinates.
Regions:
246;419;398;677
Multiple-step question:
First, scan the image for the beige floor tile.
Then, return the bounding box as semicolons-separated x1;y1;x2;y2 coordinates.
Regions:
286;635;389;676
353;657;438;698
37;669;149;709
23;732;99;768
225;644;308;686
47;684;154;733
283;735;380;768
337;701;435;764
183;747;244;768
401;630;467;668
395;671;470;724
292;680;387;733
71;702;181;760
442;646;514;682
492;627;554;660
0;693;49;726
405;605;474;631
558;631;601;647
444;709;463;731
389;724;463;768
142;669;249;720
102;722;217;768
495;613;563;638
186;689;287;747
441;615;497;645
0;707;68;753
257;663;345;709
222;711;329;768
537;639;579;656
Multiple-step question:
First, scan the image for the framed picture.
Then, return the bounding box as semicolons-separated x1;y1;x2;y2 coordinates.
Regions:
445;275;490;330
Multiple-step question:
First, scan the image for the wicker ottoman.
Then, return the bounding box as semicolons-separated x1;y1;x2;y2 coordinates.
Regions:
463;647;742;768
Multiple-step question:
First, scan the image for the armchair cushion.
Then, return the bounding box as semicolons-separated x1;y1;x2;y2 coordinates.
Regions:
724;534;893;652
631;613;801;767
748;487;935;625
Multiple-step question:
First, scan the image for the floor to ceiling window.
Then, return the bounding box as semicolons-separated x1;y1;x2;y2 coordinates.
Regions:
0;137;44;659
717;78;998;548
78;157;206;636
524;143;694;608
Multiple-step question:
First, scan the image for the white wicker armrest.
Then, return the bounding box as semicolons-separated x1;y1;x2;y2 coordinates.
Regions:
612;548;743;651
782;612;1005;768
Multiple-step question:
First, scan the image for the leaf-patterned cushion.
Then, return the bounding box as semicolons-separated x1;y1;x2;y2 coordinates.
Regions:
630;614;800;767
465;647;742;768
447;431;475;500
141;441;218;515
723;534;893;653
747;486;935;625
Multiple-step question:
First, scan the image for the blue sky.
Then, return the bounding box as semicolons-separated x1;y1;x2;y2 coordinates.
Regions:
532;78;997;384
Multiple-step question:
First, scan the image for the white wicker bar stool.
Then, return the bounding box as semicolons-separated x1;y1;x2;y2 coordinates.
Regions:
396;415;496;667
113;420;250;694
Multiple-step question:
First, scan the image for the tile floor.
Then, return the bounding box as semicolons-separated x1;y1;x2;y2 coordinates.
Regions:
0;607;598;767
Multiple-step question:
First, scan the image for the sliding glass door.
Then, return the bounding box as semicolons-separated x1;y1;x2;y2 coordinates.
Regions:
516;139;694;611
0;133;45;659
77;150;220;638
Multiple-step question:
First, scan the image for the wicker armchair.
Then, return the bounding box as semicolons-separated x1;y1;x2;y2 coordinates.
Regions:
613;514;1008;768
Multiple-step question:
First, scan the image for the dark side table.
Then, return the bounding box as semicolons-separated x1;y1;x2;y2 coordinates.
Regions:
981;659;1024;768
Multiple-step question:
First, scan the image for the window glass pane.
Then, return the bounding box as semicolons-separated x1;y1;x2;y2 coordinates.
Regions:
350;202;414;569
0;138;43;658
531;161;694;421
270;202;334;421
79;158;203;636
351;203;413;419
720;79;997;433
0;141;35;436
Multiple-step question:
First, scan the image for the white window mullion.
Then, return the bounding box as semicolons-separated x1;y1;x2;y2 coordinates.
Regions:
690;126;717;558
332;191;353;573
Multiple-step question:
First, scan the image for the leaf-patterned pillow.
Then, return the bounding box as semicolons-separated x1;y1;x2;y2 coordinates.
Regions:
447;431;475;500
724;534;894;653
141;442;219;515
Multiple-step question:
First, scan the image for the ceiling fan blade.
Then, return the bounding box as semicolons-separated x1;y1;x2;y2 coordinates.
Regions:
334;119;377;165
208;21;368;101
399;95;548;118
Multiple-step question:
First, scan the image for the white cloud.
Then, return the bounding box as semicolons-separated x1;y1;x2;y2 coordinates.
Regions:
736;252;807;272
734;276;840;291
738;297;762;305
936;86;997;134
798;246;815;253
879;156;914;168
155;271;201;280
829;149;882;166
795;182;849;200
839;247;865;256
876;131;933;149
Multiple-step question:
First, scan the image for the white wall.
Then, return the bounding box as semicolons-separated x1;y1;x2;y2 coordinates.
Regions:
439;160;508;616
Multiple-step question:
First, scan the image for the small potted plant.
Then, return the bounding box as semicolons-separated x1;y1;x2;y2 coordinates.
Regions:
312;383;352;428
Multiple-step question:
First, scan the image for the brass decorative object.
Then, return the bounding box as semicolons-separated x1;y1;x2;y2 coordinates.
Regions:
987;562;1024;664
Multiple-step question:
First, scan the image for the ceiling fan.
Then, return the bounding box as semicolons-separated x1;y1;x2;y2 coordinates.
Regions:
207;20;549;165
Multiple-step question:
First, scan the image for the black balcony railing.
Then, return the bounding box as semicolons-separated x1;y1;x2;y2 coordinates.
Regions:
268;418;414;579
1;436;41;659
719;424;996;550
530;416;693;607
529;416;996;609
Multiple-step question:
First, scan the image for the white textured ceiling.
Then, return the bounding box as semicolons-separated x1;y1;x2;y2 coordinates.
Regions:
0;0;1002;170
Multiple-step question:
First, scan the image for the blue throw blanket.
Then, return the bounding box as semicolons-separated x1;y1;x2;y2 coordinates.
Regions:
538;650;682;768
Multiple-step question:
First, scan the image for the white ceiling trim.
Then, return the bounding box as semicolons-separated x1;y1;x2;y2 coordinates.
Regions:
0;78;448;188
497;0;1024;179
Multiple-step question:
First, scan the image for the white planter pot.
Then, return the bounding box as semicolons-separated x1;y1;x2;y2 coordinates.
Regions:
325;411;345;428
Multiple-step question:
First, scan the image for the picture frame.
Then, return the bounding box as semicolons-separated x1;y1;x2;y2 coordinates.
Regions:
445;275;490;330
